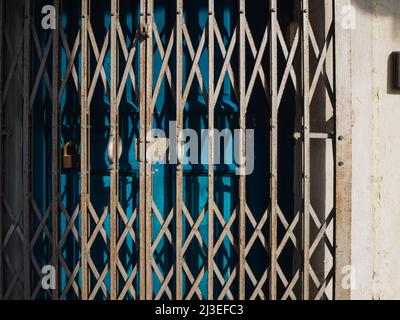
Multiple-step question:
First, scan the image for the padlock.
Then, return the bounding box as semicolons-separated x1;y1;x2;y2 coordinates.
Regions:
63;141;80;170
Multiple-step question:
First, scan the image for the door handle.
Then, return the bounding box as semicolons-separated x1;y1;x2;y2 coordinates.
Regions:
107;134;123;164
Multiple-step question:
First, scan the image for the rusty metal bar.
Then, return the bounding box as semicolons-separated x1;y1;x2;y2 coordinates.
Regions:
269;0;278;301
176;0;183;300
301;0;310;300
334;0;352;300
0;0;4;301
23;0;32;300
207;0;215;300
238;0;246;300
51;0;60;300
110;0;119;300
139;0;147;301
145;0;154;300
80;0;89;300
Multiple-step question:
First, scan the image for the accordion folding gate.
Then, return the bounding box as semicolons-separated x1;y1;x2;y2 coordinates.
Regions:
0;0;352;300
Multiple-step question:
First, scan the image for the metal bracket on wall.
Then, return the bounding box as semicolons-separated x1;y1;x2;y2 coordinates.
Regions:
392;52;400;89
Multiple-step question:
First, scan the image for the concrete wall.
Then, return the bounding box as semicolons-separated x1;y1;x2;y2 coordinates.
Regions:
351;0;400;299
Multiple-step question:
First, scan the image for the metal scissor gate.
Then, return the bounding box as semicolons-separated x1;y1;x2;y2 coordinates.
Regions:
0;0;351;300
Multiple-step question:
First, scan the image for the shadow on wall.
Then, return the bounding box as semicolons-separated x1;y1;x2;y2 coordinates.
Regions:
353;0;400;20
353;0;400;95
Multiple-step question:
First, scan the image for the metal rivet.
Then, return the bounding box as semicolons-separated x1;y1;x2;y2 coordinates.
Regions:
293;132;301;141
338;135;344;141
240;9;245;14
338;161;344;167
271;8;276;13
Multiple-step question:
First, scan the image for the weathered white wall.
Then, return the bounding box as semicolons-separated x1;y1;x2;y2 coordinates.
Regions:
351;0;400;299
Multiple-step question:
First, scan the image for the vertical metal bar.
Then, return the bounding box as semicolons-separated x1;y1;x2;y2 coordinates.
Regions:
207;0;215;300
139;0;147;301
0;0;4;301
269;0;278;301
175;0;183;300
145;0;154;300
51;0;60;300
301;0;310;300
110;0;119;300
334;0;352;300
22;0;32;300
81;0;89;300
238;0;246;300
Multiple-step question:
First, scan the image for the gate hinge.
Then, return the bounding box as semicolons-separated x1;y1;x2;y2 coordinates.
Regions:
293;132;334;141
1;130;12;137
139;22;151;40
